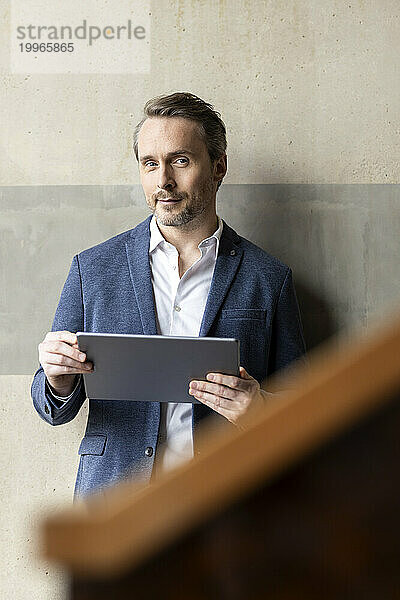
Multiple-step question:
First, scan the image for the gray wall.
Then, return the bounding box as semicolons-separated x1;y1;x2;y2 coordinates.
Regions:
1;183;399;375
1;1;400;598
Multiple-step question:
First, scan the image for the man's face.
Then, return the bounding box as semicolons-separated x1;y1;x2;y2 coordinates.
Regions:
137;116;218;227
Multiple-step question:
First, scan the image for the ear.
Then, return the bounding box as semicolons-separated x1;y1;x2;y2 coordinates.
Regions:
213;153;227;185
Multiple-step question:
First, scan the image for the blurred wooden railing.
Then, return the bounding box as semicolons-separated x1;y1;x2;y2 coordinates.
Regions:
41;312;400;599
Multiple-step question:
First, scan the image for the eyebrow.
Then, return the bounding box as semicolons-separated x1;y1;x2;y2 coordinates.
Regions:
139;149;195;163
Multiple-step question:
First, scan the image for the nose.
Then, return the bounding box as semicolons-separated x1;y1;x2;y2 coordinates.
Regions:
157;163;176;192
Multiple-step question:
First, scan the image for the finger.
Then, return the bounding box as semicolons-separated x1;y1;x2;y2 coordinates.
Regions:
41;340;87;364
42;351;93;370
44;330;78;345
189;380;241;400
204;373;250;391
189;388;241;410
193;393;239;420
239;366;255;380
45;364;93;377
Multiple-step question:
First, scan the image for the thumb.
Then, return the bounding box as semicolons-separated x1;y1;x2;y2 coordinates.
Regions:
239;366;255;380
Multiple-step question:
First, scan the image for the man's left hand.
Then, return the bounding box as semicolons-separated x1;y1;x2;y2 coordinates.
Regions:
189;366;270;426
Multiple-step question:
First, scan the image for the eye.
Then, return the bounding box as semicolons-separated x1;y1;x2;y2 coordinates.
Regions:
144;161;157;168
174;157;188;165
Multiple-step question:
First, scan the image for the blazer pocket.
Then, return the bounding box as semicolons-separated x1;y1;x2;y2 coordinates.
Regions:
78;434;107;456
221;308;266;321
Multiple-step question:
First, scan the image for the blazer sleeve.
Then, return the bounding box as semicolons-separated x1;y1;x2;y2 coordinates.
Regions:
268;267;307;377
31;254;87;426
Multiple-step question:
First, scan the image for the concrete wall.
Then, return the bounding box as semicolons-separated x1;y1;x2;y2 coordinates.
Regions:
1;1;400;597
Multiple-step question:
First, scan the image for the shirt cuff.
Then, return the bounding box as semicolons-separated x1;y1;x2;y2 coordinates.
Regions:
45;374;82;402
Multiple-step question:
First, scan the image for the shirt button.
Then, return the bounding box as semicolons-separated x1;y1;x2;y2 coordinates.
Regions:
230;249;236;256
174;305;181;312
145;446;153;457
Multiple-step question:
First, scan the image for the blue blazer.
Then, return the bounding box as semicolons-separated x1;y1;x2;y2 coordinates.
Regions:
31;215;306;498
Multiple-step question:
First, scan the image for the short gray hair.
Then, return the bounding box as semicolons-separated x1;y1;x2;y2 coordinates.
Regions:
133;92;227;187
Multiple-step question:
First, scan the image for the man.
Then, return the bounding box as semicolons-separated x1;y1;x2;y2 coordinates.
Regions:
31;92;306;500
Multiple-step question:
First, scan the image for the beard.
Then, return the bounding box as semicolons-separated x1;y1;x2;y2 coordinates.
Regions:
148;177;214;228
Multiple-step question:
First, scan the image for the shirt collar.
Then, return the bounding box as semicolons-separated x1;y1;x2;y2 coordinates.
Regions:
149;215;223;255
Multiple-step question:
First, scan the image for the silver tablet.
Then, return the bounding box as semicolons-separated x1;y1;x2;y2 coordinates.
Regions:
76;332;240;403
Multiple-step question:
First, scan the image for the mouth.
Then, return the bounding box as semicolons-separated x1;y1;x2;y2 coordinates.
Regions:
157;198;182;204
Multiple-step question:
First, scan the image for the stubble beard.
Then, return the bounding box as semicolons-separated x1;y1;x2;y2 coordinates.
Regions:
150;177;215;228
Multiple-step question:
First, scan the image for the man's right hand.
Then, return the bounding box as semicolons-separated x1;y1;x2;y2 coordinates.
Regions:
38;330;93;397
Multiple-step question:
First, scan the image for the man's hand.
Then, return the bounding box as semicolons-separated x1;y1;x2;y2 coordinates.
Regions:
189;366;271;426
38;330;93;396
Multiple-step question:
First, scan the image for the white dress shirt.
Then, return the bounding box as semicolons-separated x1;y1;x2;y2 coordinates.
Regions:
149;214;223;477
48;214;223;478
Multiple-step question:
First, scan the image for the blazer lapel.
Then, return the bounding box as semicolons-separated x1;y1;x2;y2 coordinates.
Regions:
125;215;158;336
193;221;243;443
198;220;243;337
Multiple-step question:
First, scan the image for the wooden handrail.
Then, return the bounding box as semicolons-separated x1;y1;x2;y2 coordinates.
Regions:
40;311;400;578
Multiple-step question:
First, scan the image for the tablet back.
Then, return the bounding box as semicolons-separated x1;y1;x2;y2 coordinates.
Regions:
77;333;240;403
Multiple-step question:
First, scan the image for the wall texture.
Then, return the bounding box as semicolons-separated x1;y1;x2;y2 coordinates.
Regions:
1;183;400;377
1;1;400;598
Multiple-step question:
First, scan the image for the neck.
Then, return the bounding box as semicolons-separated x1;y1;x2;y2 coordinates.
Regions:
156;211;219;256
